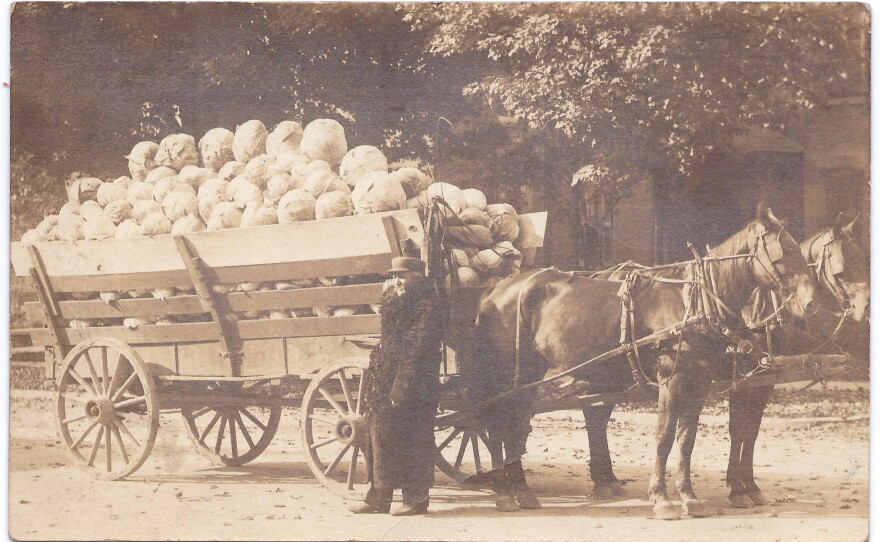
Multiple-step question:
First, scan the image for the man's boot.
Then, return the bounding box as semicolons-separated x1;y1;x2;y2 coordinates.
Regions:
349;486;392;514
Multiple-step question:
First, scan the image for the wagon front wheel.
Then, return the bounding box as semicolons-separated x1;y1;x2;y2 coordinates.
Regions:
181;399;281;467
434;416;494;485
301;358;371;500
54;338;159;480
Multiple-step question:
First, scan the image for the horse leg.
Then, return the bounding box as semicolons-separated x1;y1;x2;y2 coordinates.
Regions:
742;385;773;506
506;459;542;509
649;363;682;520
484;407;519;512
727;388;753;508
673;368;710;518
583;404;624;499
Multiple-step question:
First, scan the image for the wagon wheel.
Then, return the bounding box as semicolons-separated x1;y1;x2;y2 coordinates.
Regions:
180;383;282;467
434;413;494;485
301;358;371;500
54;338;159;480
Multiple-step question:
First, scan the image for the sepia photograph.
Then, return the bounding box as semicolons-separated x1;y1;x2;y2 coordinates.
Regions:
7;2;871;540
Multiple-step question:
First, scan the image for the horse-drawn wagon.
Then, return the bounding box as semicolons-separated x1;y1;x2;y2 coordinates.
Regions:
11;204;857;510
9;207;546;497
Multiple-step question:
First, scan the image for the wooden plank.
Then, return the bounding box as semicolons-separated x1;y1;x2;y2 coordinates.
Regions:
32;284;384;321
22;303;46;326
285;335;374;376
10;211;420;278
31;314;382;346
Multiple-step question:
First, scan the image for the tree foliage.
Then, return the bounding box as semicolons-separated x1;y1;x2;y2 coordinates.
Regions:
402;3;867;197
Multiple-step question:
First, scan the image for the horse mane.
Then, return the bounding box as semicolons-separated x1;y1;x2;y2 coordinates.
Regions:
704;219;758;310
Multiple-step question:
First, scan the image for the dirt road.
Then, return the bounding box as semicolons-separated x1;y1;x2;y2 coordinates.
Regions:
9;385;869;541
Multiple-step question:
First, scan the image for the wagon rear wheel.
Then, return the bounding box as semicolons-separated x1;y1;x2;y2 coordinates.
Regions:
54;338;159;480
181;384;281;467
434;416;494;485
301;358;371;500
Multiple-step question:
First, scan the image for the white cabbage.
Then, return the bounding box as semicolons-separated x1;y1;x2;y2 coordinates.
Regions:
391;167;431;199
351;172;406;215
177;165;215;190
156;133;199;171
207;202;244;230
115;219;143;239
232;120;268;163
141;212;173;235
217;160;246;182
277;189;316;223
83;216;117;240
240;200;279;228
126;141;159;182
171;214;207;234
132;200;161;223
266;120;304;158
97;182;129;207
302;160;349;196
162;188;200;221
104;200;133;225
265;174;297;203
300;118;347;166
198;128;235;172
127;180;154;205
426;182;465;217
315;191;353;219
243;154;273;189
67;177;102;204
340;145;388;188
462;188;488;211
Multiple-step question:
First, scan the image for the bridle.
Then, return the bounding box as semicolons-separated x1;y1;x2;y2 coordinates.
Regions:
806;230;855;312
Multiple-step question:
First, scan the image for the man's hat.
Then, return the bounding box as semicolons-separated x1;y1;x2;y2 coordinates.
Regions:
388;256;425;275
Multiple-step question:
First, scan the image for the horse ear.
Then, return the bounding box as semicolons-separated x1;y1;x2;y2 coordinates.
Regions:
765;207;786;229
841;213;860;237
756;202;770;223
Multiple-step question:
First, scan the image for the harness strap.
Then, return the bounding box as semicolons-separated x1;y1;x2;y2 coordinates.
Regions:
513;267;557;387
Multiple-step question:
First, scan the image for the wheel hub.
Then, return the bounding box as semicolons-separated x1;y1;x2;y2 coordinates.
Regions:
334;415;368;447
85;396;116;425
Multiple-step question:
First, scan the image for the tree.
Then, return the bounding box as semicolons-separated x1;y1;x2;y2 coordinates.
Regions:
403;2;866;199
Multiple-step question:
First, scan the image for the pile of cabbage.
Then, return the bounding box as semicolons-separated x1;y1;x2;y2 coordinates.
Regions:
19;118;526;326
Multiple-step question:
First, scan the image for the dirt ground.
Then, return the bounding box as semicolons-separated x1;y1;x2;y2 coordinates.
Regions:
8;382;869;542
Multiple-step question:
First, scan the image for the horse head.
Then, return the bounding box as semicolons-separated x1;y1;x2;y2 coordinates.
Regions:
712;204;817;320
802;212;869;322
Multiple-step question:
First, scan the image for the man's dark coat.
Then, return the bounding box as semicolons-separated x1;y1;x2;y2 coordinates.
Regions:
367;279;444;493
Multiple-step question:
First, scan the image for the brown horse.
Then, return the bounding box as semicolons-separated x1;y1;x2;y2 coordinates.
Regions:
467;206;817;519
726;212;868;508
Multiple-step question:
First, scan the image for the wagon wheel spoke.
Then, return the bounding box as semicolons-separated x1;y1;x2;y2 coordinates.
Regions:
477;430;490;449
105;353;125;398
471;435;482;471
317;387;347;417
87;426;105;467
112;372;139;403
347;447;360;490
355;370;368;415
82;350;103;395
105;424;113;472
240;408;267;431
337;371;354;413
308;414;336;426
233;412;255;449
199;411;222;444
67;369;97;397
214;415;227;454
437;428;462;452
71;420;99;450
116;418;141;448
111;422;129;465
191;406;213;419
229;414;239;459
61;413;88;425
115;396;147;410
454;434;469;471
100;347;110;398
323;443;352;476
310;436;339;450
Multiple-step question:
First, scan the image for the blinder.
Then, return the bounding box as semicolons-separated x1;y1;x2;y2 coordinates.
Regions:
764;235;784;263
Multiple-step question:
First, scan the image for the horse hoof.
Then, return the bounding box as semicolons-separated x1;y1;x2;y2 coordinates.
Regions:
730;494;756;508
496;495;520;513
591;485;615;500
682;499;707;518
515;489;543;510
729;494;756;509
609;482;626;496
747;491;769;506
653;501;680;521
